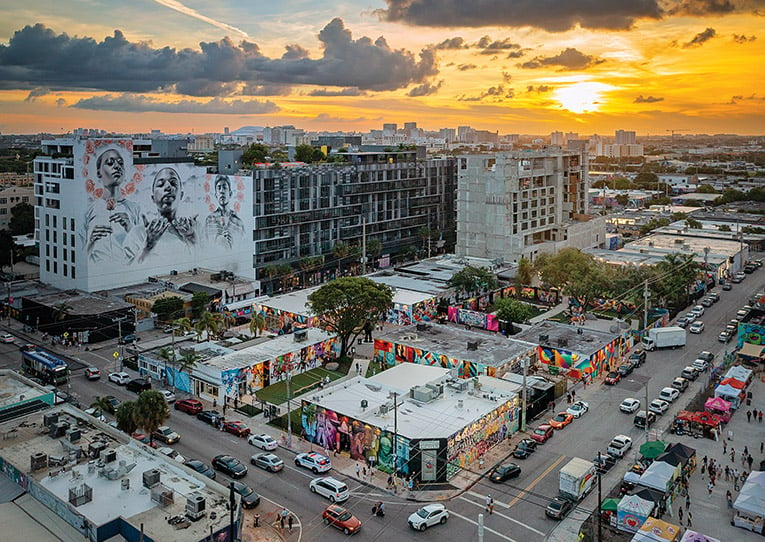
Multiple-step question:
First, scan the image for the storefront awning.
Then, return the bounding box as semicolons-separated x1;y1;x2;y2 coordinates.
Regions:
739;342;765;358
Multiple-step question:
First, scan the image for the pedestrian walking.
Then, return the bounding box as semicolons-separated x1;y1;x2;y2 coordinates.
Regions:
685;494;690;509
223;403;228;416
723;440;727;454
213;398;217;409
571;390;576;401
761;441;764;454
288;515;294;532
486;494;494;514
744;445;749;455
755;408;760;420
748;455;754;469
708;481;714;495
730;448;735;462
387;474;393;490
687;510;692;528
678;506;683;525
700;464;705;480
362;466;367;480
725;466;730;481
479;456;485;470
281;508;288;529
356;463;360;477
747;410;752;422
759;411;763;423
254;514;260;528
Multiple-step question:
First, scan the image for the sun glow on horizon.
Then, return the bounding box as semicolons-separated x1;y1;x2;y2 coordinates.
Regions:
552;82;612;114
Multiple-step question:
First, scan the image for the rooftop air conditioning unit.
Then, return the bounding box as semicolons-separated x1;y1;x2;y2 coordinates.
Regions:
30;452;48;471
539;334;549;343
143;469;161;489
186;493;206;521
294;329;308;342
467;341;479;351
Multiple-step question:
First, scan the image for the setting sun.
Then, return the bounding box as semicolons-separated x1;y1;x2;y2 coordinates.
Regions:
552;82;612;114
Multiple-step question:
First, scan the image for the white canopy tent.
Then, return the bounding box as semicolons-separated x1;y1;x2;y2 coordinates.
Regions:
725;365;752;382
638;461;677;493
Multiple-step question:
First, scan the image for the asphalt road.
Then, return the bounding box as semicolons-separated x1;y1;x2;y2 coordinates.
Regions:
0;271;761;541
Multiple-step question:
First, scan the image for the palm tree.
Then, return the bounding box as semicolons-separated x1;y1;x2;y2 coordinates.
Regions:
249;313;266;337
173;317;192;336
134;391;169;445
220;310;236;334
177;349;200;376
198;311;222;340
115;401;139;434
332;241;350;275
157;346;176;390
51;302;73;322
91;395;117;416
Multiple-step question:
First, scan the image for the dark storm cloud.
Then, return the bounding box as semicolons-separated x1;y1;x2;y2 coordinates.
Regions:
519;48;604;70
72;94;279;114
308;87;367;96
732;34;756;43
634;94;664;103
241;83;293;96
433;37;468;49
24;87;50;101
407;80;443;96
666;0;735;16
475;36;522;54
377;0;663;31
683;27;717;47
0;20;437;96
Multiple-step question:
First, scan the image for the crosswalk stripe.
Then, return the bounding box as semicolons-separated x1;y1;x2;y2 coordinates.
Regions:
458;494;546;536
449;510;525;542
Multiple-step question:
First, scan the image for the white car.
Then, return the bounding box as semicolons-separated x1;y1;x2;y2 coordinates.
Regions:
607;435;633;458
248;433;278;451
408;503;449;531
689;321;705;334
294;452;332;473
157;446;185;463
692;358;710;372
648;398;670;416
108;372;131;385
159;390;176;403
309;476;350;503
566;401;589;418
691;305;705;317
684;312;696;324
659;387;680;403
620;398;641;414
0;334;15;343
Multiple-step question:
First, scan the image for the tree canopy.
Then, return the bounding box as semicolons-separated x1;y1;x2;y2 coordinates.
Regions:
307;277;394;359
242;143;269;164
446;266;498;298
134;390;169;444
494;298;533;325
152;297;184;322
294;144;325;163
9;202;34;235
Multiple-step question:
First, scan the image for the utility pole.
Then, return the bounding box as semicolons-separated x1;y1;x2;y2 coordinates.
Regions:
521;355;529;432
643;280;649;330
644;382;649;441
286;370;292;447
703;247;710;294
478;513;485;542
361;216;367;275
392;391;398;479
597;451;603;542
113;315;127;361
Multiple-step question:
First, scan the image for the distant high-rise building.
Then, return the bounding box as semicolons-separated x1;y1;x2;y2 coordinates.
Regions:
550;131;564;146
439;128;456;143
224;127;230;135
382;123;398;135
615;130;636;145
565;132;579;143
457;126;474;143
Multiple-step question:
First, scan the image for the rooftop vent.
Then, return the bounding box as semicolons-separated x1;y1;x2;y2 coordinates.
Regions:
186;493;206;521
294;329;308;342
143;469;161;489
467;341;479;351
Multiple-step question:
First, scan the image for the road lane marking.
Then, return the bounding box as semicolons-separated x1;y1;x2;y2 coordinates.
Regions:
449;510;525;542
460;493;545;536
508;454;567;508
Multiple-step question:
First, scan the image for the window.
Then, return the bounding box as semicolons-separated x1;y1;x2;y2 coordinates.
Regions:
0;198;5;204
53;262;57;274
0;209;5;215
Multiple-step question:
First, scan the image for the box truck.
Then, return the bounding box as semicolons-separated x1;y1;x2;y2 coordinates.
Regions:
642;326;686;351
559;457;597;502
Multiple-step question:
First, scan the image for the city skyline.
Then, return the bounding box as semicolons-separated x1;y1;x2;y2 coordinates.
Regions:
1;1;764;135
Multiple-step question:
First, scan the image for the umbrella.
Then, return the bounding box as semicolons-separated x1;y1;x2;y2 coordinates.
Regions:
601;497;619;511
640;440;668;459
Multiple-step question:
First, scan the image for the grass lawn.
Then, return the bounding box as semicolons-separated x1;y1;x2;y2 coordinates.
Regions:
255;366;344;405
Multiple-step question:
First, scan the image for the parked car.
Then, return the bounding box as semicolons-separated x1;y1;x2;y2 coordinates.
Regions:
212;455;248;478
0;334;15;343
248;433;278;450
722;282;732;290
108;372;131;385
660;387;680;403
84;367;101;380
736;308;750;320
689;321;705;334
671;377;689;392
634;410;657;429
697;350;714;363
719;330;733;343
408;503;448;531
566;401;589;418
152;426;180;444
530;424;554;443
184;459;216;479
732;273;744;283
692;358;710;372
231;481;260;508
250;452;284;472
158;447;185;463
324;504;362;535
620;398;641;414
708;292;720;302
159;390;176;403
618;363;633;377
607;435;633;458
684;312;697;323
131;432;158;448
648;398;670;416
223;421;251;437
513;440;536;459
103;395;121;411
691;305;704;317
681;366;699;381
489;463;521;483
605;371;621;385
676;316;689;329
175;398;204;414
310;476;350;503
628;349;646;368
549;412;574;429
700;297;713;307
126;377;151;393
118;334;137;344
546;496;574;519
295;452;332;473
197;410;222;426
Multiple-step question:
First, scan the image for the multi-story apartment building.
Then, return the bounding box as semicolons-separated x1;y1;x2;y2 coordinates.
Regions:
456;150;605;262
251;149;456;287
615;130;637;145
0;185;33;229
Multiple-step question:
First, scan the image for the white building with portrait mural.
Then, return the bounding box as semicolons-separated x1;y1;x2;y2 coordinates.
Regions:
34;138;253;292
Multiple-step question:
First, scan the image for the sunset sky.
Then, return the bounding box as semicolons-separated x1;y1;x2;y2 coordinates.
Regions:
1;0;764;136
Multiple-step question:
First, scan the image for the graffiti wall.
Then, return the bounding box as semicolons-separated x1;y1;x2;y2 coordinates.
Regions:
739;322;765;346
300;401;410;475
386;296;439;325
256;304;318;334
446;399;519;479
74;139;252;291
374;339;494;377
537;337;620;379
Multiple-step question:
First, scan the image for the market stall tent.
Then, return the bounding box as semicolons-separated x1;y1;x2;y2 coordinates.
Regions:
678;530;721;542
715;382;745;408
617;494;655;533
638;461;677;493
724;365;752;382
733;470;765;533
630;517;681;542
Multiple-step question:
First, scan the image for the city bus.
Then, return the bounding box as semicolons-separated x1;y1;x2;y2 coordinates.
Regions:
21;349;69;386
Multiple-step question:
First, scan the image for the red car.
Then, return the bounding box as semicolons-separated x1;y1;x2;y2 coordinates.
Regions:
604;371;621;385
131;433;158;448
223;421;251;437
530;424;554;443
549;412;574;429
323;504;362;535
174;399;204;415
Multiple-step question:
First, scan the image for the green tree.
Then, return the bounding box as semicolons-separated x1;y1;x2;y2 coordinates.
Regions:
152;297;184;322
9;202;34;235
718;224;732;232
696;184;718;194
115;401;139;434
311;148;326;162
651;253;699;309
634;172;659;186
91;396;117;416
366;239;382;266
134;390;169;445
51;302;73;322
294;144;318;163
156;346;177;390
307;277;394;359
249;313;266;337
190;291;209;318
177;348;200;375
685;218;702;229
241;143;269;164
535;248;604;315
332;242;350;274
670;212;687;221
639;217;671;236
494;298;533;325
515;257;534;288
446;266;499;299
173;317;193;335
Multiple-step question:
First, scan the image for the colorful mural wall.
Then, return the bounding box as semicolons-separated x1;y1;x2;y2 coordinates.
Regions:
739;322;765;347
374;339;496;377
447;306;499;331
446;399;519;479
386;296;438;325
300;401;410;475
537;336;621;380
255;303;319;334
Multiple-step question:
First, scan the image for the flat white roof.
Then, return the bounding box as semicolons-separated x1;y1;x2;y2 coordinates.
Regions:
305;364;517;439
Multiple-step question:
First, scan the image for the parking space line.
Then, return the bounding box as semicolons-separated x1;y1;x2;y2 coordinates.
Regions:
508;454;567;508
449;510;525;542
459;493;546;536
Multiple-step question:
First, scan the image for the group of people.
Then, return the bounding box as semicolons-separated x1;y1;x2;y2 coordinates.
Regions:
745;408;763;423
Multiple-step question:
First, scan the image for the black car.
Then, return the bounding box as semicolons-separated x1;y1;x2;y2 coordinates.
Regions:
119;334;138;344
489;463;521;483
126;378;151;393
628;349;646;368
617;363;632;377
512;439;537;459
231;481;261;509
212;455;248;478
104;395;121;412
546;496;574;519
184;459;216;479
197;410;222;426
